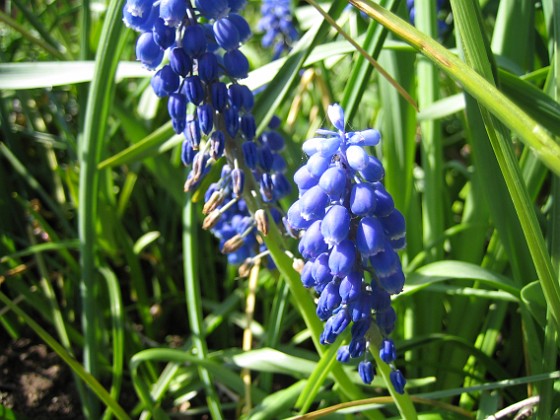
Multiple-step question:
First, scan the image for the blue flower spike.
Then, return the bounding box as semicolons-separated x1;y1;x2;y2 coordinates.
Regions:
287;103;407;389
123;0;293;271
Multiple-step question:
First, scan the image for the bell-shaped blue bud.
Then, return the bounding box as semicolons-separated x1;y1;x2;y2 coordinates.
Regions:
327;103;345;131
181;140;195;165
268;115;281;129
124;0;154;18
182;23;207;57
123;1;158;32
271;173;291;198
358;361;375;385
378;270;405;295
261;131;284;151
153;18;176;48
172;118;186;136
391;236;406;251
356;216;385;256
351;318;371;339
209;130;225;159
348;337;366;358
320;316;339;344
371;284;391;312
228;0;247;14
303;137;340;157
339;271;362;303
211;82;228;111
228;13;251;43
371;183;394;217
213;17;240;51
197;103;214;135
240;85;254;111
299;186;328;221
350;183;377;216
242;141;258;169
224;107;240;137
228;84;244;108
331;308;351;336
360;155;385;182
390;369;406;394
169;47;192;77
377;306;396;335
298;220;327;260
311;253;331;287
301;261;315;288
318;166;347;200
349;292;373;322
258;145;274;172
316;282;341;320
136;31;163;69
346;145;369;171
271;154;286;172
328;239;356;278
198;52;219;82
182;75;204;105
306;154;331;178
294;166;318;194
286;200;312;230
349;129;381;147
184;116;201;148
167;92;187;120
321;205;350;246
379;338;397;364
150;65;180;97
231;168;244;196
260;172;274;202
240;114;256;140
224;49;249;79
159;0;187;27
336;345;351;363
195;0;228;20
381;209;406;241
302;137;322;156
369;245;400;277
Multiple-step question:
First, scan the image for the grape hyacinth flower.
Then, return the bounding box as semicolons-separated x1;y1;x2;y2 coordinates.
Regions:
286;104;407;392
123;0;290;266
258;0;299;59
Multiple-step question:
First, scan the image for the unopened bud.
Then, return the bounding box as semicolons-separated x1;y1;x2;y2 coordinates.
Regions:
184;173;197;192
222;234;245;253
254;209;269;236
292;258;305;273
203;190;225;214
202;210;222;230
231;168;245;197
238;258;254;278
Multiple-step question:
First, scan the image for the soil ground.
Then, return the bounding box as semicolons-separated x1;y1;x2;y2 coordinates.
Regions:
0;337;84;419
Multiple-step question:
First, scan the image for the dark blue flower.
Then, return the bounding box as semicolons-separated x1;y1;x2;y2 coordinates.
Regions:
223;49;250;79
358;360;375;384
136;31;163;69
288;103;407;385
390;369;407;394
159;0;187;27
150;65;180;97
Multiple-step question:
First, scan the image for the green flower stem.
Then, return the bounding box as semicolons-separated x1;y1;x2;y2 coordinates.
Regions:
78;0;127;416
370;343;418;420
183;199;224;420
